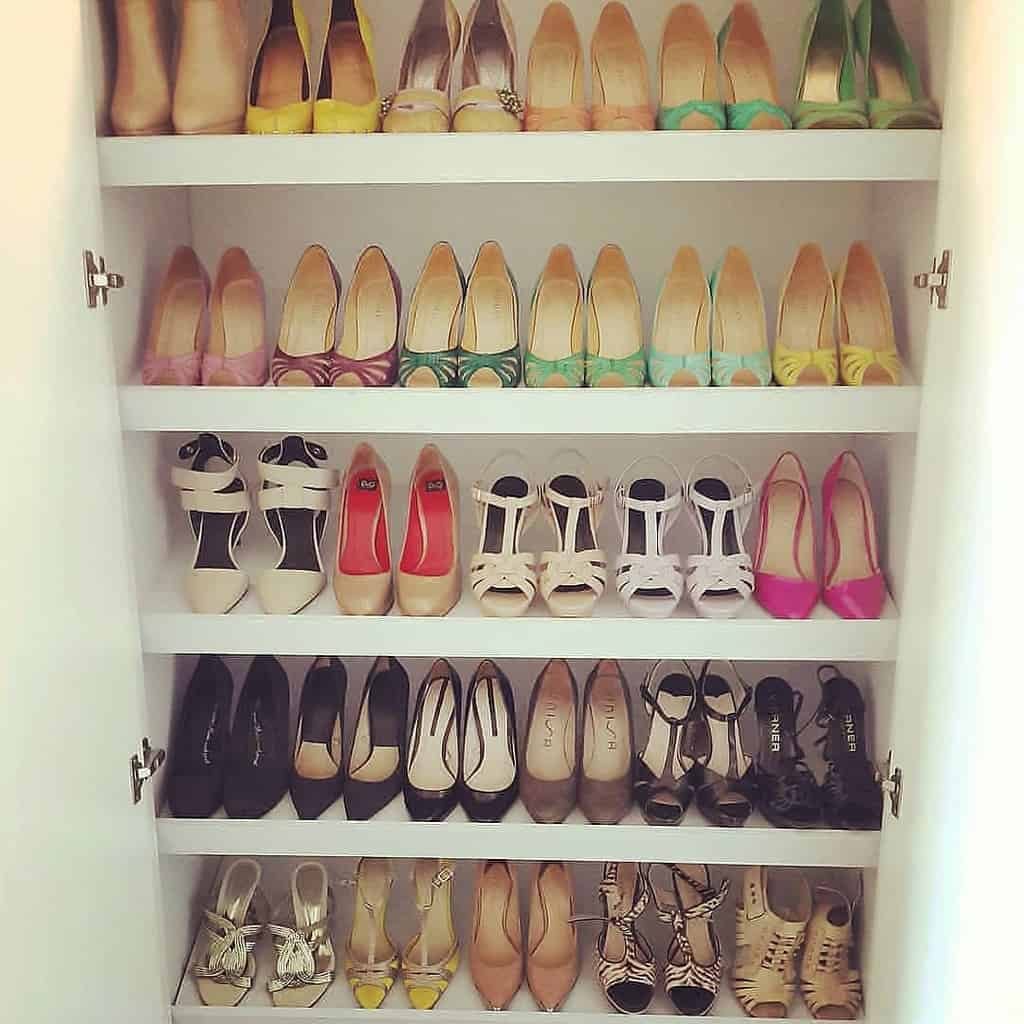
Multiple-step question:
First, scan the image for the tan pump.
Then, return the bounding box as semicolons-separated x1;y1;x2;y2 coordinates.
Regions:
799;887;863;1020
111;0;172;135
591;2;653;131
470;861;524;1010
172;0;248;135
733;866;812;1018
527;861;579;1011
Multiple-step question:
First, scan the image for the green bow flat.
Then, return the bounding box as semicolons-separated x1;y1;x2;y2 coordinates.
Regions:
525;351;585;388
718;4;792;130
586;350;647;388
398;348;459;388
457;346;523;388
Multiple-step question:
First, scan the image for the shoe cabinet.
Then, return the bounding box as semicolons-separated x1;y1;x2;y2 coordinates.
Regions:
7;1;1012;1023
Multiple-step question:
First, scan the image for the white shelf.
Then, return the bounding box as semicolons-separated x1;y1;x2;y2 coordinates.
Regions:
141;585;900;661
119;383;922;435
97;131;941;188
157;796;879;867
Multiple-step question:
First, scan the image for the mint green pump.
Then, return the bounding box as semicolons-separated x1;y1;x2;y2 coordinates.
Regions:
854;0;941;129
795;0;868;129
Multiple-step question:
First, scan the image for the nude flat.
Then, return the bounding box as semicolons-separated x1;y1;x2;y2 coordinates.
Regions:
527;3;589;131
142;246;208;386
470;861;524;1011
773;243;839;387
591;2;654;131
202;248;268;387
454;0;524;132
172;0;247;135
111;0;172;135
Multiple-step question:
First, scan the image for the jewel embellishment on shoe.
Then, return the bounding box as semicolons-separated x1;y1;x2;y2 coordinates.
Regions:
380;94;394;116
839;343;902;386
773;344;839;387
497;88;525;119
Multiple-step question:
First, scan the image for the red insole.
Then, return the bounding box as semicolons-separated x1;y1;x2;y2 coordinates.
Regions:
399;471;454;576
338;470;391;575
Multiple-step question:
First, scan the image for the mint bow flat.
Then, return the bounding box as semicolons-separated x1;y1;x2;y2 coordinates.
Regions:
712;349;772;387
648;349;712;388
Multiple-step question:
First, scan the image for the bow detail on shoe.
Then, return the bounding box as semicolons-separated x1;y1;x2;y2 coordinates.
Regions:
840;343;902;386
772;344;839;386
192;909;263;987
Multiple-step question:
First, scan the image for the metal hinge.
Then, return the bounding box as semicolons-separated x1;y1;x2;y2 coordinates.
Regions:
913;249;951;310
877;751;903;819
84;249;125;308
130;737;166;805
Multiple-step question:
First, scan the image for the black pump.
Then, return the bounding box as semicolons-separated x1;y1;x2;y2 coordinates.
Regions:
404;659;463;822
290;657;347;820
224;655;291;819
167;655;234;819
460;659;519;822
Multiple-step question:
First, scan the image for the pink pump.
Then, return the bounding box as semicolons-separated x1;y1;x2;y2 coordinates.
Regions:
821;451;886;620
753;452;819;620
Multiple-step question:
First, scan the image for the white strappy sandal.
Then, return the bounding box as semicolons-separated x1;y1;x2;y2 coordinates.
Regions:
684;455;755;619
614;458;684;619
173;433;251;614
539;451;607;618
256;436;339;615
469;453;540;617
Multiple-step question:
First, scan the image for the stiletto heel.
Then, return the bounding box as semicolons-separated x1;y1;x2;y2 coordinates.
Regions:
591;2;654;131
290;657;346;820
345;858;398;1009
172;433;250;614
461;660;519;822
402;859;459;1010
684;454;755;619
333;443;393;616
142;247;207;386
522;659;579;824
754;451;820;620
710;246;772;386
314;0;381;134
614;457;684;619
405;659;462;822
754;675;822;828
594;862;656;1014
247;0;315;134
649;245;712;388
191;858;267;1006
527;4;589;132
795;0;869;129
167;655;233;818
836;241;903;386
527;862;579;1011
579;660;634;825
399;243;463;388
458;241;522;387
854;0;941;129
272;246;339;387
268;862;335;1007
635;660;697;826
539;451;607;617
813;666;883;829
718;3;791;130
470;453;539;618
659;4;725;131
111;0;171;136
821;450;886;619
202;247;268;387
525;244;586;387
330;246;399;387
773;243;839;387
690;660;756;827
470;861;524;1010
455;0;523;133
256;435;339;615
383;0;462;133
173;0;247;135
345;656;410;820
224;656;290;819
651;864;728;1015
397;445;461;617
586;244;646;387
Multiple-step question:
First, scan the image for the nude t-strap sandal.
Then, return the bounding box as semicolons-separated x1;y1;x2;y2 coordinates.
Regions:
401;860;459;1010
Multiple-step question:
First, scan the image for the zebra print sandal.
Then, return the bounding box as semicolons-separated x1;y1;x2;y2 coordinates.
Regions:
588;862;656;1015
651;864;728;1017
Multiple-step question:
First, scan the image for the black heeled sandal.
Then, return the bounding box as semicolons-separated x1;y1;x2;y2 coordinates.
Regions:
753;676;822;829
812;666;883;830
634;661;698;826
688;661;756;827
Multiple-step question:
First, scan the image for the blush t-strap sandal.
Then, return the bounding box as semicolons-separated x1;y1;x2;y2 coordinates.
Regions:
173;433;251;614
684;454;755;619
614;457;684;619
470;453;539;618
256;435;339;614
